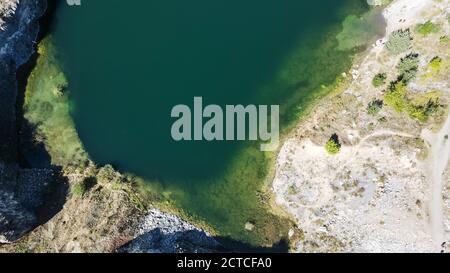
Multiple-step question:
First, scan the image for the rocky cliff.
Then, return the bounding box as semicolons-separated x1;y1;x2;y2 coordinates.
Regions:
0;0;49;243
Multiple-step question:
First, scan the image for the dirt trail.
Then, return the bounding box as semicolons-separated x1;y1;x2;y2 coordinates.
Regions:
422;114;450;251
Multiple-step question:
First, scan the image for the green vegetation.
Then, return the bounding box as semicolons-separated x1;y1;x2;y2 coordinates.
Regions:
384;81;442;122
325;134;341;155
372;73;387;87
429;56;442;72
384;81;408;112
407;91;442;122
385;29;412;55
440;35;449;44
397;53;419;83
71;177;97;197
367;99;384;116
24;37;88;167
415;21;440;36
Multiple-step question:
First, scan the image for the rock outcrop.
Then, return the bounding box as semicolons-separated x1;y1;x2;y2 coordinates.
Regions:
0;0;48;243
118;209;222;253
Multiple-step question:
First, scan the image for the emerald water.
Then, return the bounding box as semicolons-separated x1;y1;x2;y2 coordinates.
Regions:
51;0;369;246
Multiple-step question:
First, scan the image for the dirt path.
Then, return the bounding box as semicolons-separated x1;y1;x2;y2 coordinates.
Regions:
333;130;417;176
422;114;450;251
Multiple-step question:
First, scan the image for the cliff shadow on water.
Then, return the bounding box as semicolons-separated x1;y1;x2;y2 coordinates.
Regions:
15;0;68;228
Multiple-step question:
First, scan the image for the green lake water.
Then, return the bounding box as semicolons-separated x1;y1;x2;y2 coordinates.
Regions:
52;0;369;246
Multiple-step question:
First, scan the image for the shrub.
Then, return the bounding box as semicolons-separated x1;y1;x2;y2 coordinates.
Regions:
440;36;449;44
71;177;97;197
429;56;442;72
407;91;442;122
367;99;384;116
384;82;442;122
385;29;412;55
397;53;419;83
372;73;387;87
384;81;408;112
325;134;341;155
416;21;440;36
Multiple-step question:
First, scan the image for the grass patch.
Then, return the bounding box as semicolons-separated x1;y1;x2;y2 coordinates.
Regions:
415;21;440;36
440;36;449;44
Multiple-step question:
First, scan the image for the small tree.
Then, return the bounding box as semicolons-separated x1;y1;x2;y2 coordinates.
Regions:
384;81;408;113
397;53;419;83
385;29;412;55
367;99;384;116
325;134;341;155
372;73;387;87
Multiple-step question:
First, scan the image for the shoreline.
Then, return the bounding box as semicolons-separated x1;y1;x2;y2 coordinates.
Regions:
272;0;450;252
4;0;448;253
264;4;391;233
22;0;377;250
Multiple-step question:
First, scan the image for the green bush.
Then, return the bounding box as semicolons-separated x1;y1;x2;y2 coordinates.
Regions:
416;21;440;36
440;36;449;44
384;81;408;113
367;99;384;116
408;91;441;122
429;56;442;71
384;81;442;122
385;29;412;55
397;53;419;83
325;134;341;155
372;73;387;87
71;177;97;197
